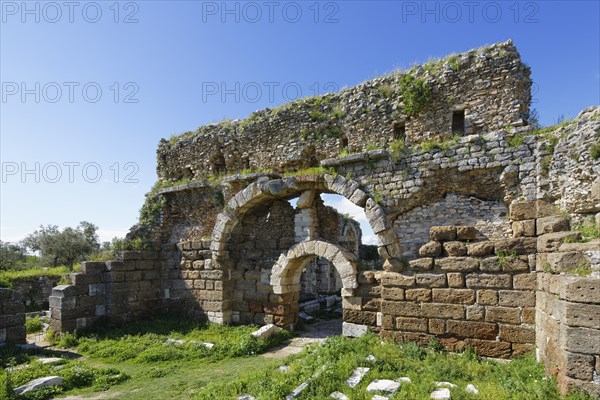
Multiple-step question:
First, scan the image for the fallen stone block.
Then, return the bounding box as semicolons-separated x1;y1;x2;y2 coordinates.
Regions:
238;394;256;400
251;324;280;339
14;376;63;395
342;322;368;337
430;388;451;399
330;391;349;400
346;367;370;388
366;379;400;394
435;381;457;388
465;384;479;394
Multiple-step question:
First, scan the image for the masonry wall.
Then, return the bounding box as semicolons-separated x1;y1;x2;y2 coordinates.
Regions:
156;40;531;182
394;194;509;260
0;288;26;345
11;276;61;311
49;254;163;332
346;223;538;359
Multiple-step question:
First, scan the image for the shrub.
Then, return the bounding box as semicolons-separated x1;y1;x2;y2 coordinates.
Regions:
25;316;43;334
591;142;600;160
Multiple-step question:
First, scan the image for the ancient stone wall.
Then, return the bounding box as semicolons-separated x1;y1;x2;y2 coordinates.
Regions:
11;276;62;311
156;40;531;182
0;288;26;345
394;193;509;259
48;254;162;332
44;39;600;396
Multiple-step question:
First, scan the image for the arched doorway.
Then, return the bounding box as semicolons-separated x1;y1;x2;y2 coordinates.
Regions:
207;174;399;328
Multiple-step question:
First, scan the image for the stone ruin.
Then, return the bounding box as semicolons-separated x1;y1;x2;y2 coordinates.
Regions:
3;40;597;396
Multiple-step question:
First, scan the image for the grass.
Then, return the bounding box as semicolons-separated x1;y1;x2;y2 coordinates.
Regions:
419;135;459;152
573;217;600;242
507;133;525;148
25;316;43;334
195;334;593;400
0;266;72;288
1;320;592;400
283;167;337;178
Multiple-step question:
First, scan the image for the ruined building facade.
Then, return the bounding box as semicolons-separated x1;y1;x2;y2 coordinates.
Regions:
39;41;599;396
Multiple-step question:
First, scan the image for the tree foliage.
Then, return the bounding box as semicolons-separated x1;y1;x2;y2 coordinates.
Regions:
21;221;100;270
0;241;25;270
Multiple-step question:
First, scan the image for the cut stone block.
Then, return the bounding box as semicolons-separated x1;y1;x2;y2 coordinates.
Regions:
330;392;349;400
14;376;63;395
366;379;400;394
251;323;280;339
346;367;370;388
430;388;451;400
465;384;479;394
342;322;368;337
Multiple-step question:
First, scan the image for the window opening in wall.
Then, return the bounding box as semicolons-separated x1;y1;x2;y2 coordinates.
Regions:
452;110;465;135
393;122;406;140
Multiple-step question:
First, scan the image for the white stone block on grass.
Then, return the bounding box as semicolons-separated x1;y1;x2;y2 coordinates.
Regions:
346;367;370;388
431;388;451;400
342;322;368;337
371;396;389;400
238;394;256;400
14;376;63;395
365;354;377;362
397;377;412;383
466;384;479;394
435;381;457;388
366;379;400;394
330;391;349;400
251;323;280;339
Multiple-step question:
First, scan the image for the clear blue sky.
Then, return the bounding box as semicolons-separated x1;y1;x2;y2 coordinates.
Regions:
1;0;599;244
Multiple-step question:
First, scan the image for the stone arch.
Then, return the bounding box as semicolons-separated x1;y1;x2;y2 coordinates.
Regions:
270;239;358;297
210;174;400;262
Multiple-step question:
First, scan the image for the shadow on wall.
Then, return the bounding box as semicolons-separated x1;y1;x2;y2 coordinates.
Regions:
395;193;510;259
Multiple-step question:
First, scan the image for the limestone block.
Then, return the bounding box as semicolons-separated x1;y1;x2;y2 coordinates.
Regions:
430;388;451;400
409;258;433;271
494;238;537;255
485;306;521;324
537;232;582;253
381;272;415;287
456;226;478;240
443;241;467;256
365;379;400;394
498;290;535;307
342;322;368;337
415;273;447;287
296;190;317;208
405;289;431;302
559;240;600;252
498;324;535;343
432;288;475;304
465;273;511;289
559;276;600;304
429;226;457;241
559;351;595;381
14;376;63;395
419;241;442;257
546;252;591;273
436;257;479;272
464;338;511;358
467;241;495;256
395;317;428;332
537;216;570;234
346;367;370;388
562;326;600;354
421;303;464;319
446;320;497;340
512;220;536;237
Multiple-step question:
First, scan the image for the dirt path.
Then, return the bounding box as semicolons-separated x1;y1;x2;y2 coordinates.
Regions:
262;318;342;359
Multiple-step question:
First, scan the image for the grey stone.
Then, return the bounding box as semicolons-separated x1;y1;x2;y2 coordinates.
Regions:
346;367;370;388
366;379;400;394
14;376;63;395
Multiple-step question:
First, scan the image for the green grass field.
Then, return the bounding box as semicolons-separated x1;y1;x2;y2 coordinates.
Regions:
0;317;594;400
